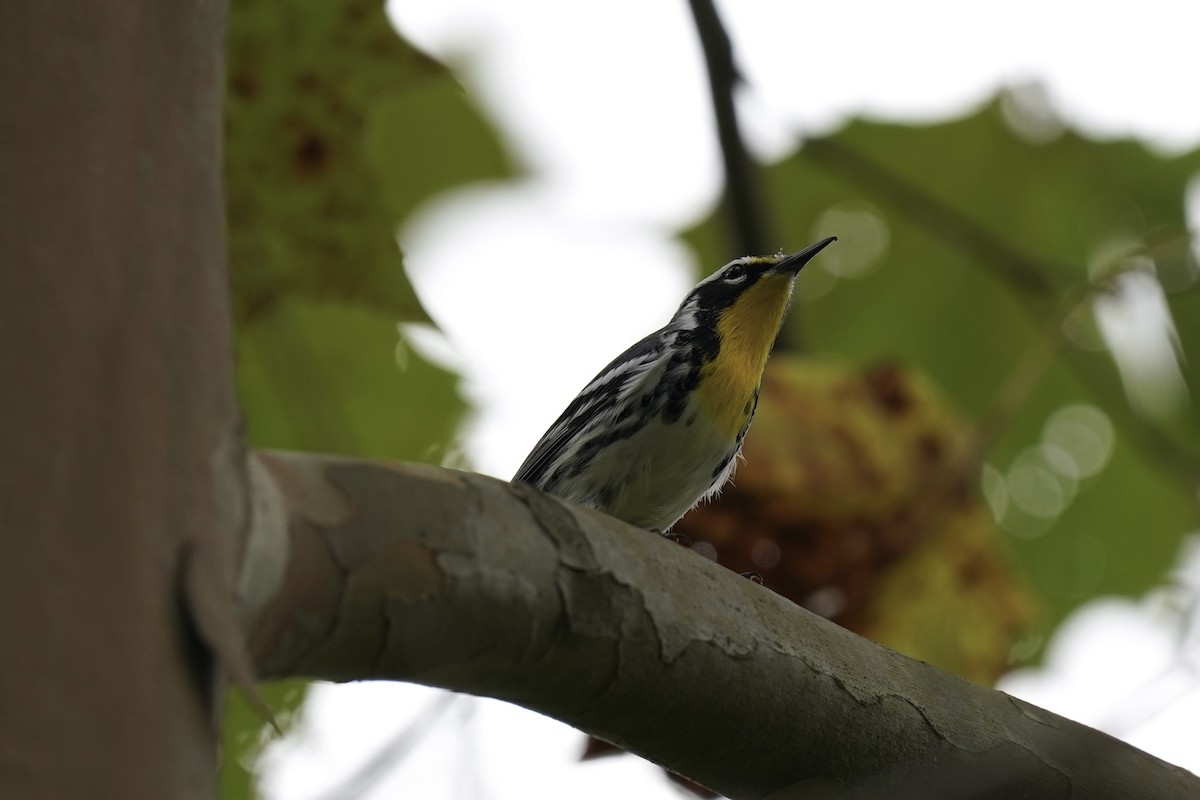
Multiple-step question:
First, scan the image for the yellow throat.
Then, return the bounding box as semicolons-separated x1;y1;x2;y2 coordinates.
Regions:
698;272;795;437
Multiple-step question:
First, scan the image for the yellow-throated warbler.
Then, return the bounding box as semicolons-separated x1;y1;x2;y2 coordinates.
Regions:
513;236;836;531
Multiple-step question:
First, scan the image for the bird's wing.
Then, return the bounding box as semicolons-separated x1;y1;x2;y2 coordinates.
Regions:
512;327;669;487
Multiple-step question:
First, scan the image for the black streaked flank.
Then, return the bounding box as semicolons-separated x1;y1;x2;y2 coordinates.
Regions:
596;485;615;509
513;332;665;486
710;448;737;481
737;389;760;446
663;366;701;424
563;418;646;480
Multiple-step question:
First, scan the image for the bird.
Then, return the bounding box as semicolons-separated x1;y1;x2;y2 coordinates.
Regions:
513;236;837;533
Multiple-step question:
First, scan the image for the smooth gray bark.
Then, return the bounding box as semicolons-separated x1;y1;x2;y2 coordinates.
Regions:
241;451;1199;799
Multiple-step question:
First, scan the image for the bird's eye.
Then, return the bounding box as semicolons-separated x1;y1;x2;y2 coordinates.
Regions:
724;263;747;283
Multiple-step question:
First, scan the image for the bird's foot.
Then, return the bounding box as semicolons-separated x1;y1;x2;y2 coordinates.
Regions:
654;529;692;547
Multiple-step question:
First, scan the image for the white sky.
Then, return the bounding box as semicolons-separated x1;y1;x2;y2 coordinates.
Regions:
262;2;1200;797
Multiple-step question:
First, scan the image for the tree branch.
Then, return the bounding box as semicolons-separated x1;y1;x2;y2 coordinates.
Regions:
241;451;1200;799
688;0;771;258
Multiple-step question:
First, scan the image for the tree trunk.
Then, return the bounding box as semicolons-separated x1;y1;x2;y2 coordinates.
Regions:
0;2;235;797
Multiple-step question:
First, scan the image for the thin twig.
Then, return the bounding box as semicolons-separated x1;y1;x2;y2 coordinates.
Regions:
685;3;1200;487
687;0;771;259
306;692;460;800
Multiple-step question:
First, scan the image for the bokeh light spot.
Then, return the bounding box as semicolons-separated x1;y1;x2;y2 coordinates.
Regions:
750;538;782;569
980;463;1009;522
1007;447;1071;520
1042;404;1114;479
810;201;891;280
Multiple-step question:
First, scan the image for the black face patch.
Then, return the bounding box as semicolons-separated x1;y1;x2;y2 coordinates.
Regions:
722;262;748;283
686;264;766;316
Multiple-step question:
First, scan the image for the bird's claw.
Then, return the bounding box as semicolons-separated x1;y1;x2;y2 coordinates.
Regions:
655;529;692;547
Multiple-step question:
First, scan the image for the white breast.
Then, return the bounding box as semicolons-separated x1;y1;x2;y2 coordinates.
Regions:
556;403;739;531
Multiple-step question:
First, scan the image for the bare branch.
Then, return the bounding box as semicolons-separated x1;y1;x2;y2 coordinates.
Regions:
687;0;771;258
242;451;1200;800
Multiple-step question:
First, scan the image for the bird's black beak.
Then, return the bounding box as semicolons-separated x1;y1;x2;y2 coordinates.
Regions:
772;236;837;275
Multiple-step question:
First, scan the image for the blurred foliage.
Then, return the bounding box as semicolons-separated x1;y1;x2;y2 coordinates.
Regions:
685;91;1200;658
221;681;308;800
676;359;1033;685
226;0;513;324
237;298;463;458
222;0;515;795
219;0;1200;793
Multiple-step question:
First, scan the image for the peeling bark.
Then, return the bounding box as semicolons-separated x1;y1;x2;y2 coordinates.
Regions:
3;3;1197;799
243;451;1200;799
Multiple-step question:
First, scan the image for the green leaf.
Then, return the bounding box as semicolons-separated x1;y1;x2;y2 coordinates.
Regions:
365;81;515;225
684;92;1200;651
236;298;465;460
226;0;515;325
220;681;308;800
